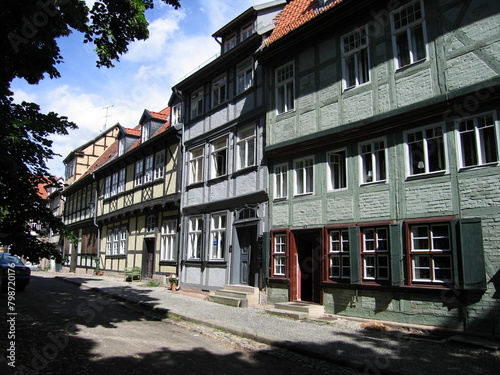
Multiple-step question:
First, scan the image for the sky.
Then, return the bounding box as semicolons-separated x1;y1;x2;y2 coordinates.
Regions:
11;0;271;178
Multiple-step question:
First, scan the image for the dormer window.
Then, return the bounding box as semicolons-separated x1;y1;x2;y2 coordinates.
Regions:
172;104;182;126
65;159;76;179
224;34;236;52
141;123;151;143
118;137;126;156
191;88;204;118
241;22;253;41
318;0;334;8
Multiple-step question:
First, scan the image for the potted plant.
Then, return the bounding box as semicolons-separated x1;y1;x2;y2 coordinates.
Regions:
167;274;179;291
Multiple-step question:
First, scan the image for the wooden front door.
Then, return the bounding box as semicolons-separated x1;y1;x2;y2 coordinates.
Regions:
143;239;155;279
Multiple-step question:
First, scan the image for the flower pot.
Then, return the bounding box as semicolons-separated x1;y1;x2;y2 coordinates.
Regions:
170;282;178;291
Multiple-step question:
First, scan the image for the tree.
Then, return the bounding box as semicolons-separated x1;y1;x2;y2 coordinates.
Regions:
0;0;181;262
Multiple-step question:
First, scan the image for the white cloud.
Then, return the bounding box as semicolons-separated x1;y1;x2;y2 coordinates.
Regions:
124;10;184;62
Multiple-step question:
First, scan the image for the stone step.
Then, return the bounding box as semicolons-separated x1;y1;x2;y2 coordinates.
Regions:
207;294;245;307
274;301;325;318
224;284;259;294
264;308;309;320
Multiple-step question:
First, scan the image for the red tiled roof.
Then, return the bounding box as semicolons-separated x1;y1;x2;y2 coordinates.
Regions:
125;127;141;137
265;0;343;46
149;106;170;121
36;182;49;199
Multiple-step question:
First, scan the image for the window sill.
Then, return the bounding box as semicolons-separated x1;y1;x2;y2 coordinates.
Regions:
360;180;387;187
159;260;176;266
273;197;288;203
395;58;428;74
232;165;258;178
276;109;295;118
458;162;499;172
187;181;204;189
293;192;314;198
405;170;447;181
105;254;126;259
267;277;289;284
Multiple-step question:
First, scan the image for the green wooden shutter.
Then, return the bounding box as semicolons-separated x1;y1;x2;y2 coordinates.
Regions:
349;226;361;284
459;218;486;290
390;223;404;286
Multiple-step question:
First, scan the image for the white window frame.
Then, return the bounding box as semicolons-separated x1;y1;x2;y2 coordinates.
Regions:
294;156;314;196
359;138;387;184
329;229;350;279
189;146;204;184
119;228;127;255
144;155;154;183
273;234;286;276
210;212;227;260
410;223;452;283
274;163;288;200
191;88;204;118
171;104;182;126
111;172;118;196
456;112;499;169
236;125;256;170
361;227;389;281
134;160;144;187
341;26;370;90
212;74;227;107
141;123;151;143
160;219;177;261
391;0;427;69
118;169;126;193
236;59;253;94
327;149;347;191
405;125;447;176
118;138;126;156
275;61;295;114
104;176;112;199
188;216;203;259
65;159;75;179
210;137;228;178
154;150;165;180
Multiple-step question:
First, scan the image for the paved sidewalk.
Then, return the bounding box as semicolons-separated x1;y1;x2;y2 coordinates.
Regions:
37;272;499;375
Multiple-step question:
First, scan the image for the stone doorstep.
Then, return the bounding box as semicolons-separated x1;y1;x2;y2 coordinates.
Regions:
266;301;326;319
207;284;260;308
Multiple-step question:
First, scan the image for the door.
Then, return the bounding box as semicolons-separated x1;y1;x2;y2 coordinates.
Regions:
143;239;155;279
295;232;322;303
236;226;258;286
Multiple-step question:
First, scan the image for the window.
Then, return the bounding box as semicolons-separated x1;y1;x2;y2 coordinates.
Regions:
329;229;350;279
211;137;228;178
191;88;204;118
144;155;154;183
134;160;144;186
360;139;386;183
224;34;236;52
106;227;127;255
392;0;427;69
210;213;226;260
189;146;204;184
457;113;498;168
274;164;288;199
342;27;369;90
146;215;156;232
161;220;177;261
272;234;286;276
154;150;165;180
237;59;253;94
65;159;75;179
104;176;112;199
327;150;347;190
236;125;256;170
241;22;253;41
361;227;389;281
212;75;227;107
141;123;151;143
118;138;126;156
105;169;126;198
276;62;295;114
171;104;182;125
118;169;126;193
294;157;314;195
188;216;203;259
409;223;452;283
406;125;446;176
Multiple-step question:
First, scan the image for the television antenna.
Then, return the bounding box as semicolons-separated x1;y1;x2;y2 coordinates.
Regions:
100;105;114;132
